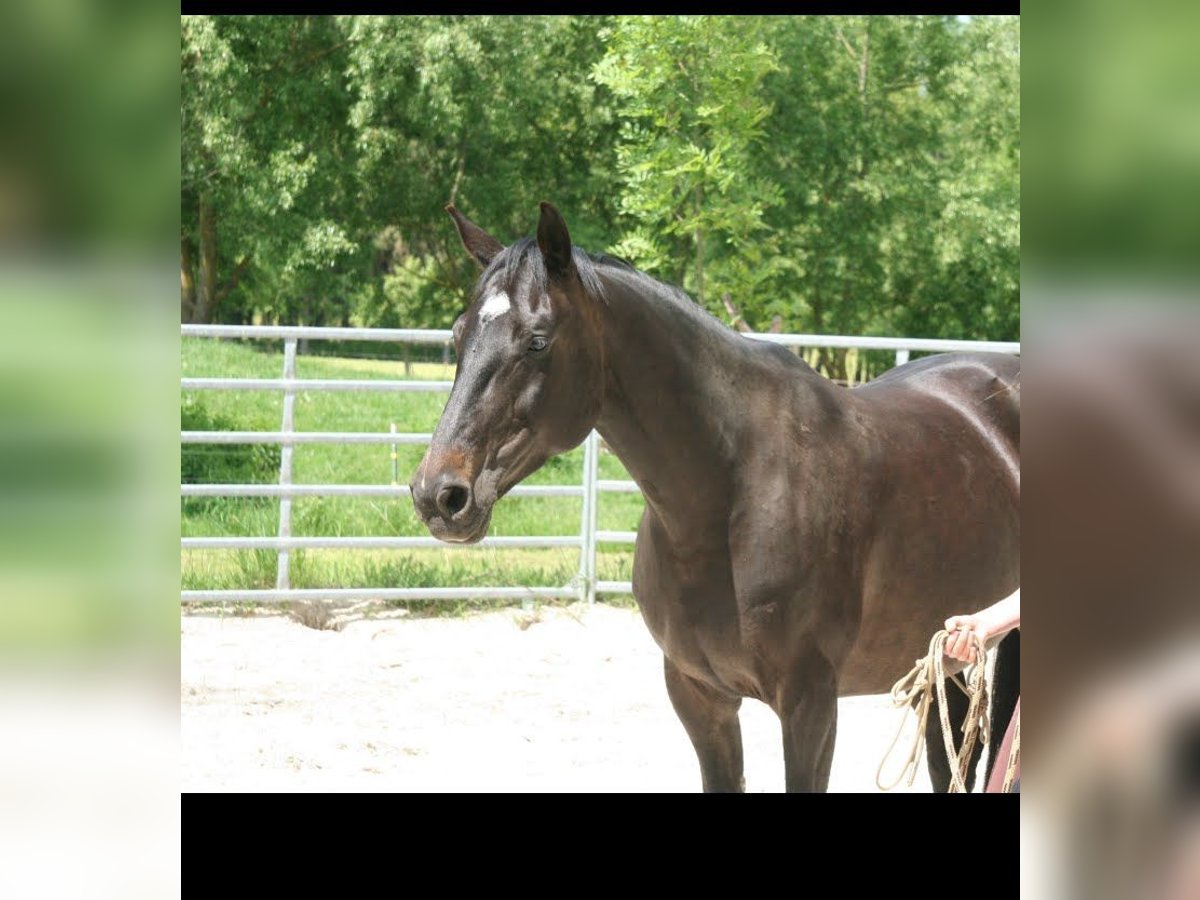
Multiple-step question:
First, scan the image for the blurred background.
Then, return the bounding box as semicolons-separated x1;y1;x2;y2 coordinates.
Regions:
1022;2;1200;898
0;1;178;896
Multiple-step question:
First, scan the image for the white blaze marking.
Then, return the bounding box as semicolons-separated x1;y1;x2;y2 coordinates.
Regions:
478;291;511;326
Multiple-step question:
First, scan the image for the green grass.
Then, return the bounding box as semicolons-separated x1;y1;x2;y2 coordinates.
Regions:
182;337;642;611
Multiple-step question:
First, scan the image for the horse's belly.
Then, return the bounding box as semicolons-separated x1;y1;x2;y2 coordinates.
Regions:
841;504;1019;695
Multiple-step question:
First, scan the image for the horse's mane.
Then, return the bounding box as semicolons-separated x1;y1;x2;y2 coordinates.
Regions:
481;237;731;339
589;250;740;336
478;237;610;304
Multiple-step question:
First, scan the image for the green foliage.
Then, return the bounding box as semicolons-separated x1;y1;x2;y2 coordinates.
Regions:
181;15;1020;374
342;15;620;324
749;16;1020;375
593;16;783;308
182;16;368;324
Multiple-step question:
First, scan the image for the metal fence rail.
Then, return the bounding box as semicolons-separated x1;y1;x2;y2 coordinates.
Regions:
182;431;433;444
181;324;1019;606
182;378;455;392
181;484;583;498
183;536;584;550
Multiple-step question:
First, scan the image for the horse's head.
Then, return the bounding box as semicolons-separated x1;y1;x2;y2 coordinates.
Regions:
411;202;606;543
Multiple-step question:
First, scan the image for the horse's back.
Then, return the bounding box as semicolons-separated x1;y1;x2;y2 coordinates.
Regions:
859;351;1020;408
857;351;1019;472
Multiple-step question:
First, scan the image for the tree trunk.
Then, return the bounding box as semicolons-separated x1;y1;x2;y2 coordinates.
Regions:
448;134;468;207
180;235;197;322
811;278;827;368
827;346;848;383
298;296;311;354
857;21;872;179
722;293;752;333
858;20;870;103
193;193;218;324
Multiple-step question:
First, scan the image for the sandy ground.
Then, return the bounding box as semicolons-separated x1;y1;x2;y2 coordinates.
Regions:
182;603;947;792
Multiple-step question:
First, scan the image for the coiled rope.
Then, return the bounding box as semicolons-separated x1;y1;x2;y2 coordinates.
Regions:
876;629;992;793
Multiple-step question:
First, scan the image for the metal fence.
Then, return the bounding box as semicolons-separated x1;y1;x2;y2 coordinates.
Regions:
181;324;1019;606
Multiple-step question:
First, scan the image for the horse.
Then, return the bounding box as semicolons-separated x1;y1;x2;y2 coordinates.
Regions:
411;201;1021;792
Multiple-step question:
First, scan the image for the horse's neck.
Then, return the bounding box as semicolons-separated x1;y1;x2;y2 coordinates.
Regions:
593;271;778;529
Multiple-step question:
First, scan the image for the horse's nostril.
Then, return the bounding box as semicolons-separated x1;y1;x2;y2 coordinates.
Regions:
437;483;470;518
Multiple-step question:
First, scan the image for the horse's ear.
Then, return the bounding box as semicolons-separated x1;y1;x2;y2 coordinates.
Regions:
446;204;504;268
537;201;574;279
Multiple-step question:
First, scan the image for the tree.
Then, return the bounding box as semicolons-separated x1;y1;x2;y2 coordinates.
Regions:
178;15;1019;358
592;16;782;311
181;16;363;324
749;16;1019;378
344;15;620;328
895;15;1020;343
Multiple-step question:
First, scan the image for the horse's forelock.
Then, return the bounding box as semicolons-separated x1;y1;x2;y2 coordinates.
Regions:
475;237;607;305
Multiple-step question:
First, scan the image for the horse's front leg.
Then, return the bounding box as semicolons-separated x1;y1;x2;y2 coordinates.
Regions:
663;656;745;793
778;647;839;793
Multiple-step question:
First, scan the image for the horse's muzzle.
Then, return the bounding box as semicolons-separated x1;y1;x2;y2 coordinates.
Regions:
411;467;490;543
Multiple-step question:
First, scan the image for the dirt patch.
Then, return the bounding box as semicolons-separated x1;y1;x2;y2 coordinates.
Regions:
181;603;940;792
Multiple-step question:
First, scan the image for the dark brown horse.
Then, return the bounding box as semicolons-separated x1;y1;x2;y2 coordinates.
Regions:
412;202;1020;792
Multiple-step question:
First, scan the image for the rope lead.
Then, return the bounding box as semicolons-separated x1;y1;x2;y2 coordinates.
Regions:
877;629;991;793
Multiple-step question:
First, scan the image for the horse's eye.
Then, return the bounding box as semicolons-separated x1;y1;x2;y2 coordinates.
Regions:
528;336;549;353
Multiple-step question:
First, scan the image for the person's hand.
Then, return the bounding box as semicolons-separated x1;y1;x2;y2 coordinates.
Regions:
943;590;1021;666
944;614;988;664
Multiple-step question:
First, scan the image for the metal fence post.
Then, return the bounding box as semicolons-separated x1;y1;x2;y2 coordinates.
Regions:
895;348;910;367
276;339;298;591
390;422;398;486
576;431;594;603
584;430;599;604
